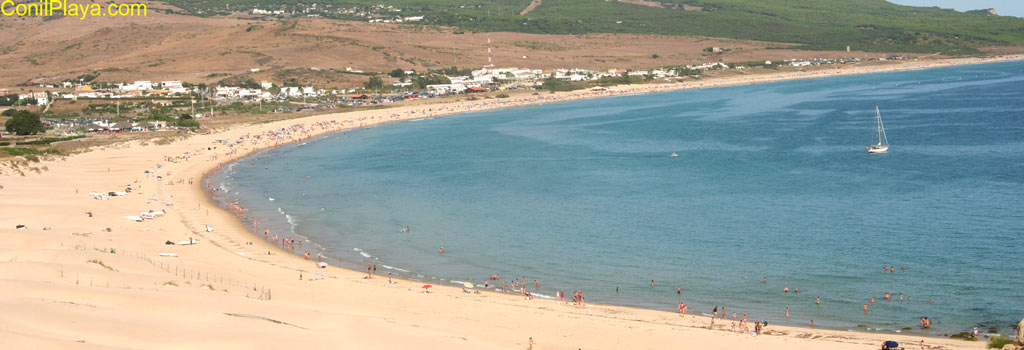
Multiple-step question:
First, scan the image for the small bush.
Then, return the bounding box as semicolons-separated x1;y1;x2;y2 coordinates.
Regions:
987;336;1012;348
87;259;117;271
1;147;40;156
19;135;86;145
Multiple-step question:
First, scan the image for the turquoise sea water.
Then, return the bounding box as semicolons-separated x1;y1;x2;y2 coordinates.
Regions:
211;61;1024;336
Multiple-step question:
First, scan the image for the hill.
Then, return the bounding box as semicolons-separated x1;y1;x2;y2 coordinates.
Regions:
159;0;1024;54
0;9;889;88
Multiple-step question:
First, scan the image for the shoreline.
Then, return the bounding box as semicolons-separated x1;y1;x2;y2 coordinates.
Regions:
2;56;1014;349
203;54;1022;337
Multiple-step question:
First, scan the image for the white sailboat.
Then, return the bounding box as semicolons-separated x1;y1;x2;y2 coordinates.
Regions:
867;106;889;153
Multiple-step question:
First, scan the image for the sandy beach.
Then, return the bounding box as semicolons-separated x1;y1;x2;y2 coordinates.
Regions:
3;56;1017;349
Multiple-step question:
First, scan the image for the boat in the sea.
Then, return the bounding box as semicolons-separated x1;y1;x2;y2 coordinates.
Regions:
669;153;678;157
867;106;889;154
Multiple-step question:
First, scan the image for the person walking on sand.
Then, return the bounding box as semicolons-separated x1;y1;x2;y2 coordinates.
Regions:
678;302;685;315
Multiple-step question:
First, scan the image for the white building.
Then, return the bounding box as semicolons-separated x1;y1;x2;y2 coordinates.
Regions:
238;89;263;99
215;86;240;97
161;81;187;94
18;92;48;105
283;87;302;97
425;84;466;94
161;81;183;89
119;81;153;92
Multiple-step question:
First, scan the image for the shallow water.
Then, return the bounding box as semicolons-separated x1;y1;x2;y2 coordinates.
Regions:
211;61;1024;336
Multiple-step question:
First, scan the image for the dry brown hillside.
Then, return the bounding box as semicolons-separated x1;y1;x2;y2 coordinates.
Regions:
0;6;900;89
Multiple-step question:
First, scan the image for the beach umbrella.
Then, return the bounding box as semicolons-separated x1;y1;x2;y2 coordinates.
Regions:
421;284;432;289
462;282;474;289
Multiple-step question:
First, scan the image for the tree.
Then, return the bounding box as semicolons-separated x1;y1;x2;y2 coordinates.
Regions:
148;105;173;121
176;116;200;129
412;74;451;89
4;110;45;135
0;94;18;106
541;77;572;91
388;68;406;78
364;76;385;91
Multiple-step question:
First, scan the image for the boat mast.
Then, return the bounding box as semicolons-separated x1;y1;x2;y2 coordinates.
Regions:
875;106;888;146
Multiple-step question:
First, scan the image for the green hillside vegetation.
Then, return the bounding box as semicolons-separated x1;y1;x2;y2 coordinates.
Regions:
163;0;1024;54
